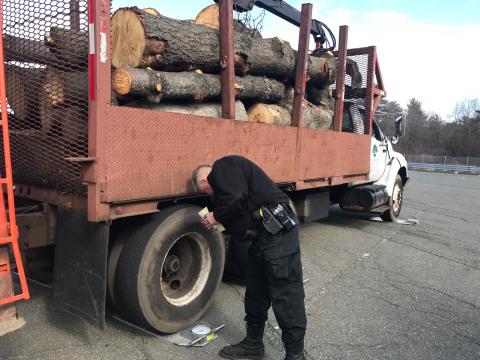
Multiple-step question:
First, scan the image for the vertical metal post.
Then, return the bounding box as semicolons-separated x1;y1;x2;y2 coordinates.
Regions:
422;154;424;163
219;0;235;119
291;3;312;128
69;0;80;31
333;26;348;132
444;155;447;165
87;0;111;221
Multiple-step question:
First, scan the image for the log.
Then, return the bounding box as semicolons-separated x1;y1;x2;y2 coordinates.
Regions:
39;90;87;138
112;68;286;103
194;4;262;38
44;27;88;69
5;65;45;126
124;100;248;121
41;67;88;107
3;34;56;65
194;4;219;29
247;103;291;125
143;8;160;16
247;101;333;129
248;88;333;129
111;7;337;84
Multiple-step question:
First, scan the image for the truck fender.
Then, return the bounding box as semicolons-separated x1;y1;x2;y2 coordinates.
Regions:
375;157;402;197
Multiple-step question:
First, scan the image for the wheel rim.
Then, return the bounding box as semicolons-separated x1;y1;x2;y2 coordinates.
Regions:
392;182;402;214
160;232;212;307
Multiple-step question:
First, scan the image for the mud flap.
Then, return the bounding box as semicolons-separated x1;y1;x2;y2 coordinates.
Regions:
53;208;109;328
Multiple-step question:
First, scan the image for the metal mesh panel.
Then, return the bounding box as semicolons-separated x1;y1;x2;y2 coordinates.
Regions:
1;0;88;196
333;48;374;135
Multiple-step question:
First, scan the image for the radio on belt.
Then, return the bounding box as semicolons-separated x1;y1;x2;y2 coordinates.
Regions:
260;204;296;235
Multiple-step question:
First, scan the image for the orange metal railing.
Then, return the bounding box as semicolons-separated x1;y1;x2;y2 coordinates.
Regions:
0;2;29;307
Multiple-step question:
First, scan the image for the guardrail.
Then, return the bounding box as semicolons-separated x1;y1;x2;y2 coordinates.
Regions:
408;162;480;174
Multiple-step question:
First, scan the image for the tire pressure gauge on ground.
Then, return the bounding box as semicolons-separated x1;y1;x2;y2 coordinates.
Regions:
191;324;212;336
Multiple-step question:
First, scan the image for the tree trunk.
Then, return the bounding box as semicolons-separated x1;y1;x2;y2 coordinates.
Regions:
44;27;88;69
111;7;337;84
5;65;45;127
41;67;88;107
112;68;286;103
4;34;56;65
124;100;248;121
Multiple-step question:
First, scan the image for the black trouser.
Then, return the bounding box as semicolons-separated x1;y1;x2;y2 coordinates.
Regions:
244;226;307;348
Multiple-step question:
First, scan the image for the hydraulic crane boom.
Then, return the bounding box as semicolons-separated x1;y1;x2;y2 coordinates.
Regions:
214;0;336;51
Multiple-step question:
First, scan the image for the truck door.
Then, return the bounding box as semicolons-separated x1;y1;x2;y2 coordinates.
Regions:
368;120;389;182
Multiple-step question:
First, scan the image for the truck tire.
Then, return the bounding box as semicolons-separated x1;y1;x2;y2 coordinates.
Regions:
381;174;403;222
114;205;225;333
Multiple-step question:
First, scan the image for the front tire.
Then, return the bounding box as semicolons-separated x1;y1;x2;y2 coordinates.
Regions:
381;174;403;222
114;205;225;333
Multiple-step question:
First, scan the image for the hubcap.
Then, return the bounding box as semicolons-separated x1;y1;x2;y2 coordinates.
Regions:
160;233;212;307
392;183;402;213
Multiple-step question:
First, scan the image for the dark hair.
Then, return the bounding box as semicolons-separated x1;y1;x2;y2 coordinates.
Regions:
191;165;211;190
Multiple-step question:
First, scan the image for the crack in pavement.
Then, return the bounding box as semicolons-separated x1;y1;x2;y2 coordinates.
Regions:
386;237;480;271
370;260;480;310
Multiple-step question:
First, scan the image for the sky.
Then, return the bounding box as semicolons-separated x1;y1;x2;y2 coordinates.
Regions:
112;0;480;120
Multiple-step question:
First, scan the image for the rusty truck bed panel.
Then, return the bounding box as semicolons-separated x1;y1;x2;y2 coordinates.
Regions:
103;105;370;203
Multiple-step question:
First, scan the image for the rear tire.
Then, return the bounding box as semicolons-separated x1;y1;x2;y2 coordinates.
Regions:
381;174;403;222
114;205;225;333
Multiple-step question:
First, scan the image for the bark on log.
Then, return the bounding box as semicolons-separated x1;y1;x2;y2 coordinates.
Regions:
41;67;88;107
4;34;56;65
44;27;88;69
124;100;248;121
112;68;286;103
5;65;45;126
111;7;337;84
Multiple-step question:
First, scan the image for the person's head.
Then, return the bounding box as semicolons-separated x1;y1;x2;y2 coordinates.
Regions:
192;165;213;195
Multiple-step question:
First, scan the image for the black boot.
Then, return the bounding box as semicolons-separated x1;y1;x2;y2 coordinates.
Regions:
284;340;306;360
219;324;265;360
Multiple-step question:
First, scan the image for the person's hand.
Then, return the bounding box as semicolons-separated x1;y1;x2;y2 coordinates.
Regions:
201;212;218;229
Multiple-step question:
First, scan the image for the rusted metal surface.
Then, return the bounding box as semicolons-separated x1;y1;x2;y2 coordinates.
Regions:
14;185;86;211
109;200;159;220
291;3;312;128
333;25;348;132
219;0;235;119
87;0;111;221
102;105;370;206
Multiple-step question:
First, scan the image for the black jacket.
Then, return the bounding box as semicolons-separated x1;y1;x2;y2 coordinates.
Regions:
207;155;289;237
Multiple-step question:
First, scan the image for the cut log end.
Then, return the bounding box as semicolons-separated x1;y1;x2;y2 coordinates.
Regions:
247;104;281;125
112;69;133;95
194;4;220;29
111;8;146;68
143;8;160;17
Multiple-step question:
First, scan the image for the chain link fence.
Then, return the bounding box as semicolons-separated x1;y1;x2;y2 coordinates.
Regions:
406;155;480;174
406;155;480;167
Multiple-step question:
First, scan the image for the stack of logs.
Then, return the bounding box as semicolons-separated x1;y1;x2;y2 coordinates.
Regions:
4;27;88;141
111;5;338;128
4;4;338;139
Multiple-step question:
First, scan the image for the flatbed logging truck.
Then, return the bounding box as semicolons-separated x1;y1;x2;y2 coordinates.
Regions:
1;0;408;333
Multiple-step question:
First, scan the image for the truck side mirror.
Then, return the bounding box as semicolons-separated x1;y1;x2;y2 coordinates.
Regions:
394;112;406;138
